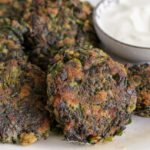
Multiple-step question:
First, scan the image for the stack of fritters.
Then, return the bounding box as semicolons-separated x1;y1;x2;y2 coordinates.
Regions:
128;64;150;117
0;0;143;146
24;0;137;143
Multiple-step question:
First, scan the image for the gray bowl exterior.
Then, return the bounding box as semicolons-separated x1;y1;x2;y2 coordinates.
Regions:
93;0;150;63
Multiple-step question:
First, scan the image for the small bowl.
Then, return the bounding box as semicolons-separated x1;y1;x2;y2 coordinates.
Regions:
93;0;150;63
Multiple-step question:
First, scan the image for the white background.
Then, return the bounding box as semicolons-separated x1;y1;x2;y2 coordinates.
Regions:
2;0;150;150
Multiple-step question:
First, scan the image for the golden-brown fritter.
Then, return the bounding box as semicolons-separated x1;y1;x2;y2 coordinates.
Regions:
0;60;50;145
47;48;136;144
23;0;99;70
128;64;150;117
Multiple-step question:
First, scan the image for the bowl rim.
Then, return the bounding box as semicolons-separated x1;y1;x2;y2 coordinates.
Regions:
93;0;150;50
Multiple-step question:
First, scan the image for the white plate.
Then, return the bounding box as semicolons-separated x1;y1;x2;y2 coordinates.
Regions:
1;1;150;150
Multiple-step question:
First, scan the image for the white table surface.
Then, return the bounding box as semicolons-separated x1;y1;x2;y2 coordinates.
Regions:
1;0;150;150
2;116;150;150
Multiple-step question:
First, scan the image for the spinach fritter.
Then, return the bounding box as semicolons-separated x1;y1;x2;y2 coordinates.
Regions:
128;64;150;117
47;48;136;144
0;26;50;145
24;0;99;70
0;61;50;145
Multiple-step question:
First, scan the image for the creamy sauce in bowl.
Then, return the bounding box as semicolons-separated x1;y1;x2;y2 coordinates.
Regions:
96;0;150;47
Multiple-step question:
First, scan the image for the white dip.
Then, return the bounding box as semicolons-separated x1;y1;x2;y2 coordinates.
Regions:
96;0;150;47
